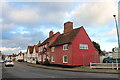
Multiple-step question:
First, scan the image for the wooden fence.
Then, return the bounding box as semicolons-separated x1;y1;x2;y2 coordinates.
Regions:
90;62;120;70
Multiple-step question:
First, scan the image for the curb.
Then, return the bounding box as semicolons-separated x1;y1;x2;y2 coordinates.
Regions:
20;62;119;74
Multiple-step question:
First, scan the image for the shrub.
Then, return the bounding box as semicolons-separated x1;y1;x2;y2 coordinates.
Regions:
44;59;50;66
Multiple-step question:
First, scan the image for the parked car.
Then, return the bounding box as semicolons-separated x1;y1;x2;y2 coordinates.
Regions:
5;60;14;67
103;57;120;63
0;60;4;63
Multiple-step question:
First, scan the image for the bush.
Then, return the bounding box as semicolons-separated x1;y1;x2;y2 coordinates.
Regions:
44;59;50;66
18;60;23;62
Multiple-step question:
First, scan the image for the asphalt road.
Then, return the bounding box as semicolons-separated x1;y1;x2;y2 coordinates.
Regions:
0;63;2;80
1;62;119;80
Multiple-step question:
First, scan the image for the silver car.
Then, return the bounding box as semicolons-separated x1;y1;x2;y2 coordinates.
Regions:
0;60;4;63
5;60;14;67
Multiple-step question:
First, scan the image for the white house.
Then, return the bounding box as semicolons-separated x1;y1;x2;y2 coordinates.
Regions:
26;46;34;63
17;52;24;62
5;55;11;60
31;45;39;64
23;52;27;62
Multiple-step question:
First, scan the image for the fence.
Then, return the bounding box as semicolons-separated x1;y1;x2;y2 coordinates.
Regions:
90;62;120;70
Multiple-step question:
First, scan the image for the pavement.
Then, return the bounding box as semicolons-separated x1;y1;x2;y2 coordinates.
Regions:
20;62;120;74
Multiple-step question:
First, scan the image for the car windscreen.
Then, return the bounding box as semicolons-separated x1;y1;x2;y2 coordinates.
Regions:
6;60;12;62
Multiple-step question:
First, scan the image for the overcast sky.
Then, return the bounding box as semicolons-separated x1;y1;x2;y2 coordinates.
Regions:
0;0;119;55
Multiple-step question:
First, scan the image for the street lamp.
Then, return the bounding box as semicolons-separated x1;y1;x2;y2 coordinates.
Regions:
113;15;120;48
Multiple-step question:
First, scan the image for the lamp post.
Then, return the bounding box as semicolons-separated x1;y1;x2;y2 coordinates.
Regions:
113;15;120;48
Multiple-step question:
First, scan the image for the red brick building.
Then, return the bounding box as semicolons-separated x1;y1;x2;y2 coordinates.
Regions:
38;21;100;66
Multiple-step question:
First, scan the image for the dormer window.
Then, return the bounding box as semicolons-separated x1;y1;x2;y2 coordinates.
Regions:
63;44;68;50
51;47;55;52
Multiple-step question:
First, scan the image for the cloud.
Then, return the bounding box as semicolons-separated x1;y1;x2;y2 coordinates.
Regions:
2;23;16;32
8;9;40;24
1;1;119;54
101;27;120;37
104;28;116;36
0;47;20;51
70;0;117;27
3;2;73;27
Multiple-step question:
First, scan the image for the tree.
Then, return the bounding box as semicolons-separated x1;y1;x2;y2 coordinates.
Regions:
92;41;101;54
2;55;6;60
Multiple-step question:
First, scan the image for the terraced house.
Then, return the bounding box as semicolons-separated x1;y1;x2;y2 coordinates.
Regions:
26;46;34;63
17;51;24;62
38;21;100;66
31;45;39;64
38;31;60;64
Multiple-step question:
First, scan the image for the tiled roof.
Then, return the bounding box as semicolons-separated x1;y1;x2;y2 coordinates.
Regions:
34;45;39;52
12;54;17;57
38;32;59;46
27;46;34;53
50;27;82;47
18;52;23;56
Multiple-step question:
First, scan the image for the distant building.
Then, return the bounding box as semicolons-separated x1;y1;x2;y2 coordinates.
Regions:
17;51;24;62
31;45;39;64
26;46;34;63
23;52;27;62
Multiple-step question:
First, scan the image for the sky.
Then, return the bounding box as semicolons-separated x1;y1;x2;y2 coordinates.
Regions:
0;0;119;55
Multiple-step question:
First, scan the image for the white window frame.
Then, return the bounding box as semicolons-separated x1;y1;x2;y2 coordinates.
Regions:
51;47;55;52
80;44;88;49
43;55;46;62
51;56;55;62
63;44;68;50
63;55;68;63
39;55;42;61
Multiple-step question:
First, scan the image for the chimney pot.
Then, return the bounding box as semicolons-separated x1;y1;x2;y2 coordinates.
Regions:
49;30;54;37
64;21;73;34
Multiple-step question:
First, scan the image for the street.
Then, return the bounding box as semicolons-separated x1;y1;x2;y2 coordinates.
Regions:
1;62;119;80
0;63;2;80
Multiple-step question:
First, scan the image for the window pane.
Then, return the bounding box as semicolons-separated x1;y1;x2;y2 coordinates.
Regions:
51;47;55;52
63;55;68;63
80;44;88;49
63;44;68;50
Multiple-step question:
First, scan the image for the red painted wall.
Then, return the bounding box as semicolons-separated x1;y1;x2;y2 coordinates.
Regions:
72;27;100;66
49;44;73;65
39;27;100;66
38;32;60;63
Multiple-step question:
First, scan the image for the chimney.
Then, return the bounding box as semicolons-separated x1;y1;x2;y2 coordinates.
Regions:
49;30;54;37
64;21;73;34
